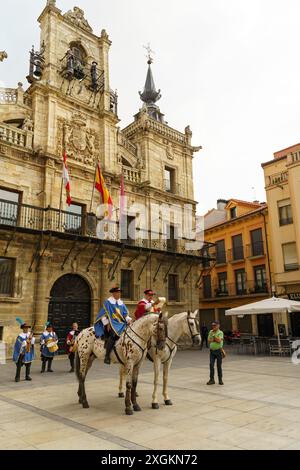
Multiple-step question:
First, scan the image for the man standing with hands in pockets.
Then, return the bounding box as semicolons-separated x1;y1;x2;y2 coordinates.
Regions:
207;320;224;385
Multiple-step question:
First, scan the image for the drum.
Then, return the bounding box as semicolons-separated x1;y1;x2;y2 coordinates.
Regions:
47;341;59;353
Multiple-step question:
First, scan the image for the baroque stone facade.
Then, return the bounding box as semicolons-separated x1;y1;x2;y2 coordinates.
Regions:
0;1;203;354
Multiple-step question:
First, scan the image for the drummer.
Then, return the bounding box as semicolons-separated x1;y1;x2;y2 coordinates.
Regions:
40;322;58;373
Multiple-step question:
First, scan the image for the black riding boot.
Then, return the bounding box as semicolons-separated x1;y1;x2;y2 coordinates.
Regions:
47;358;53;372
104;335;116;365
25;363;32;381
15;358;22;382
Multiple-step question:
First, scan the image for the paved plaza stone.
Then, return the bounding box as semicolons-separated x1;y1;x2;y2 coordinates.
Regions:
1;349;300;450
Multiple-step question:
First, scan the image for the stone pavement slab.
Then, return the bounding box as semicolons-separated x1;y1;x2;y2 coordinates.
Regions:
0;349;300;450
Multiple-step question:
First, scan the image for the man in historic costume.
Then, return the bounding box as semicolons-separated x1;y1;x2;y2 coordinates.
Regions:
13;317;35;382
94;287;132;364
40;322;58;373
66;322;80;373
134;289;160;321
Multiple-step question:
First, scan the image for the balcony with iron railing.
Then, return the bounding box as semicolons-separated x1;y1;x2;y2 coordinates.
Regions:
0;199;206;257
266;171;288;187
200;280;269;300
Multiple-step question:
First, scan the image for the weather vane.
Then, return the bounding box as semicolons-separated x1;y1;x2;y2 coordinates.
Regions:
143;43;155;64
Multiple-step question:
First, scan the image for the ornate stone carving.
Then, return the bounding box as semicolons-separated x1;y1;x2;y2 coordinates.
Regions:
22;116;34;132
166;141;174;160
64;7;92;33
57;113;100;167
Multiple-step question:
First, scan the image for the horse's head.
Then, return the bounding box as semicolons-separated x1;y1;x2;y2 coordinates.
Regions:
153;311;168;351
185;310;201;346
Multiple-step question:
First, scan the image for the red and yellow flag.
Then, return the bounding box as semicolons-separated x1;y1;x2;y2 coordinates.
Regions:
95;161;113;218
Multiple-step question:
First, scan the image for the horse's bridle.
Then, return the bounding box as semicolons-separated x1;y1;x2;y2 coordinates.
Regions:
186;315;200;344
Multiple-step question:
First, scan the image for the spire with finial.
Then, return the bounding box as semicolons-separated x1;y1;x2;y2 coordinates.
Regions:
138;44;164;122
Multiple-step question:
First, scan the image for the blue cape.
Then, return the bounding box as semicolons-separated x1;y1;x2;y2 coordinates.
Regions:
94;299;129;337
13;334;35;363
40;332;58;357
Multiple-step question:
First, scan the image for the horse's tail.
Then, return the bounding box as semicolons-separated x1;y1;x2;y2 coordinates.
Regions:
75;350;81;382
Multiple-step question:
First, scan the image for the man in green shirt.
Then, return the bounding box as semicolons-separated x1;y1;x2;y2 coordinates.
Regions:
207;320;224;385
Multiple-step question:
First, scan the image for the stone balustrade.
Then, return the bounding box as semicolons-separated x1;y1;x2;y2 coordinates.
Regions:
0;122;33;149
123;117;188;145
122;165;141;183
0;88;17;103
267;171;288;187
287;150;300;166
117;132;137;155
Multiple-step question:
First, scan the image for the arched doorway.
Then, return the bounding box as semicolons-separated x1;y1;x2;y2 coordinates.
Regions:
48;274;91;353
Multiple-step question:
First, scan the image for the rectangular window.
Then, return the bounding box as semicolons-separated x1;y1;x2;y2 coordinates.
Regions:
235;269;246;295
164;167;175;193
168;274;179;301
216;239;226;264
121;215;136;245
254;265;267;293
0;257;15;297
232;234;244;260
0;187;21;226
64;203;84;235
283;242;299;271
121;270;134;300
217;272;228;296
250;228;264;256
278;199;293;226
166;224;177;252
230;207;237;219
203;275;212;299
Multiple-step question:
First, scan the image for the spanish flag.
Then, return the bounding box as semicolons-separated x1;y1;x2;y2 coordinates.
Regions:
95;161;113;218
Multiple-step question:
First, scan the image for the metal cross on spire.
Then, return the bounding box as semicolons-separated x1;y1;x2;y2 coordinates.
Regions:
143;43;155;65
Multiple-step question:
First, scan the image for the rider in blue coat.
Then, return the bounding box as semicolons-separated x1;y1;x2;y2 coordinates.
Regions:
94;286;132;364
13;317;35;382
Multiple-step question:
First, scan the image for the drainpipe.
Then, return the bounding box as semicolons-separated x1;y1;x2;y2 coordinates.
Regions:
262;211;273;296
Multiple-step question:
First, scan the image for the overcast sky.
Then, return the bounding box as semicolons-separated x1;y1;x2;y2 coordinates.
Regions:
1;0;300;214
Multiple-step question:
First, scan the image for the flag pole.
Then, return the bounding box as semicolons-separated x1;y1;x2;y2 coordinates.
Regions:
89;160;98;213
58;174;63;230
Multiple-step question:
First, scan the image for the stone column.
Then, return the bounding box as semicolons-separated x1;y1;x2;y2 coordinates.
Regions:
33;252;51;334
251;314;258;335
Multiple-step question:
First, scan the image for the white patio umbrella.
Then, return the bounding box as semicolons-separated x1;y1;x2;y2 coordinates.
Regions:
225;297;300;346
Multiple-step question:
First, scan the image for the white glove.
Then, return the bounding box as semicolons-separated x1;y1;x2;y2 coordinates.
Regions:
101;316;109;326
31;337;35;345
126;316;132;324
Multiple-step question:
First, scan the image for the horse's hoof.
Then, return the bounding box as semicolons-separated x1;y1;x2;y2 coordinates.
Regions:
78;398;82;404
165;399;173;406
136;392;139;397
118;392;125;398
82;402;89;409
125;409;133;415
133;404;141;412
152;403;159;409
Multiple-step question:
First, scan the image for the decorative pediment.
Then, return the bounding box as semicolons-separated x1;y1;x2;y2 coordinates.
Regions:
64;7;93;33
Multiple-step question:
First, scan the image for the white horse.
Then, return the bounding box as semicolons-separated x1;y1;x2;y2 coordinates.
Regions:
75;312;168;415
118;310;200;409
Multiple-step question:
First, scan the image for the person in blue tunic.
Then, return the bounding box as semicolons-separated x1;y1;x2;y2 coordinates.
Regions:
94;286;132;364
40;322;58;373
13;317;35;382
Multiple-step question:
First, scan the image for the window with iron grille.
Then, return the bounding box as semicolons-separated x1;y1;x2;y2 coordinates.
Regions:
254;265;267;293
121;270;134;300
216;239;226;264
232;234;244;260
250;228;264;256
235;269;246;295
0;188;21;227
168;274;179;301
217;272;228;295
0;258;15;297
203;274;212;299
